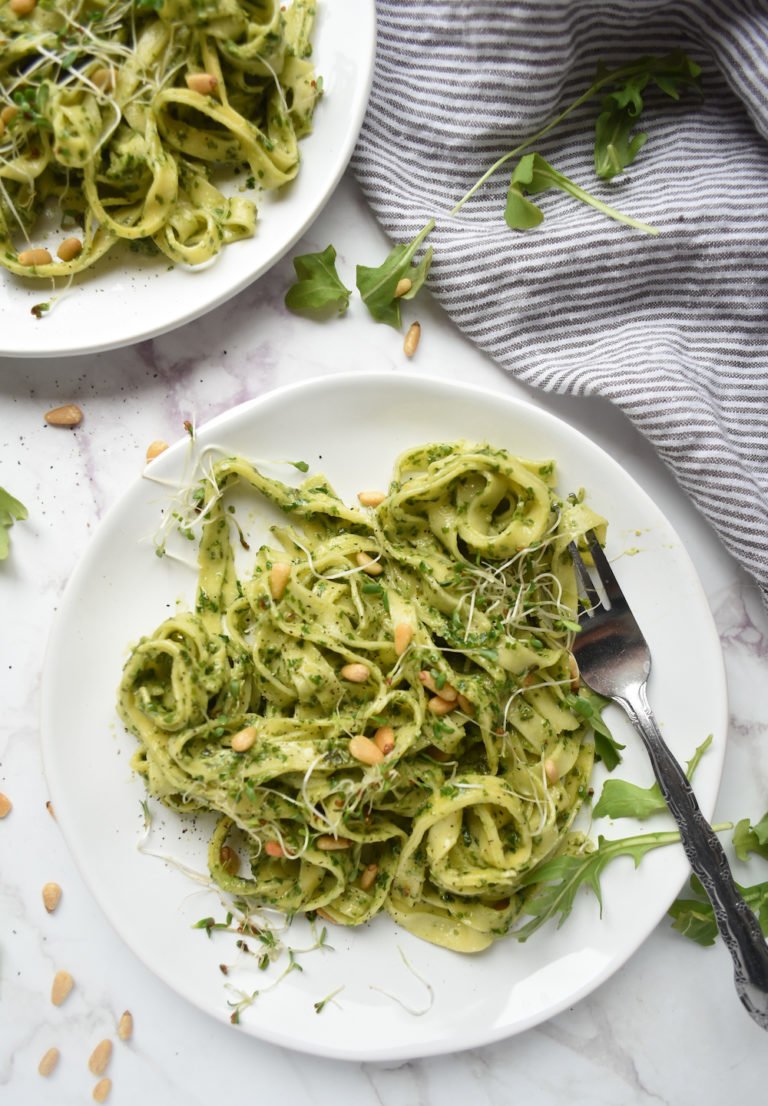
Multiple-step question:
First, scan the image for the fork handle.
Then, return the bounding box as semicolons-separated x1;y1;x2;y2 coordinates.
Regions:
616;681;768;1031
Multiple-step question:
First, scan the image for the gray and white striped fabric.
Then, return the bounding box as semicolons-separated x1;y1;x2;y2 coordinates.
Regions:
351;0;768;600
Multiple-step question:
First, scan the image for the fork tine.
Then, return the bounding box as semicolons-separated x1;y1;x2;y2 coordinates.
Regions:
568;540;601;611
586;529;626;606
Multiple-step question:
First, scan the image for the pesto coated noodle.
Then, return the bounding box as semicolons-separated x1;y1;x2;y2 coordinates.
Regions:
118;441;609;953
0;1;319;277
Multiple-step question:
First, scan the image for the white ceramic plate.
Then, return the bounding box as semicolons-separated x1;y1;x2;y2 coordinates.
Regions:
41;374;727;1061
0;1;375;359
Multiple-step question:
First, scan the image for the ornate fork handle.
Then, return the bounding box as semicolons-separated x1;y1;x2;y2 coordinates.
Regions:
616;680;768;1030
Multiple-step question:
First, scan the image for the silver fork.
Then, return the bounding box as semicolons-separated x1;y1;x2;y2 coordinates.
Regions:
569;530;768;1031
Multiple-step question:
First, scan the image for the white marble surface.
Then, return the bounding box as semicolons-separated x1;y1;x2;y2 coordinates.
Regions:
1;173;767;1104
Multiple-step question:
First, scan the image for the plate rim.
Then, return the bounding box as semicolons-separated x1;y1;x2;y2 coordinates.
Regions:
40;371;729;1060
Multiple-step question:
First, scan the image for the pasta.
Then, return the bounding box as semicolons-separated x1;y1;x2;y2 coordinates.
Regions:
0;0;319;277
118;441;609;952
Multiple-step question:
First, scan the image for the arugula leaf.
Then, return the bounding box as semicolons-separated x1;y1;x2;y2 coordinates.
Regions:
505;153;658;235
563;688;624;770
593;734;712;821
0;487;28;561
669;874;768;947
513;829;682;941
594;53;701;180
355;219;435;328
452;51;702;216
733;811;768;862
593;94;649;181
284;245;351;316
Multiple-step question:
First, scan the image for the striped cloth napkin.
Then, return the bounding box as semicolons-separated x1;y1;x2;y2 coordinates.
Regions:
351;0;768;602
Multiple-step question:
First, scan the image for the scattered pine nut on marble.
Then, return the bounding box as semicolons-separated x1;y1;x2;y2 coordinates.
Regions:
37;1047;60;1077
93;1077;112;1102
403;320;421;357
88;1039;113;1076
145;439;169;462
51;969;74;1006
44;403;83;428
117;1010;133;1041
42;881;62;912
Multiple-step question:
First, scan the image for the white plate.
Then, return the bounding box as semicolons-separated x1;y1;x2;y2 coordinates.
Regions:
0;1;375;359
41;373;727;1061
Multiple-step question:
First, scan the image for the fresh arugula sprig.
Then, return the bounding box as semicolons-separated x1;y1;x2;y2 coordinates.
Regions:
669;875;768;947
668;814;768;946
0;487;28;561
505;153;658;235
452;51;702;215
593;734;712;820
284;245;351;316
356;219;435;327
513;828;689;941
285;222;434;328
563;688;625;770
733;811;768;862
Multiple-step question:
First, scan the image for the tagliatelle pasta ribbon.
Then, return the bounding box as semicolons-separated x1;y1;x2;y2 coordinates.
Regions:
0;0;320;280
118;440;611;953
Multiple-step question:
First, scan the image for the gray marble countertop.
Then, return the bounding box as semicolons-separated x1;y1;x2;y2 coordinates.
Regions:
1;173;767;1105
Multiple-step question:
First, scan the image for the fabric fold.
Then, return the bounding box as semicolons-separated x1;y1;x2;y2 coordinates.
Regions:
352;0;768;600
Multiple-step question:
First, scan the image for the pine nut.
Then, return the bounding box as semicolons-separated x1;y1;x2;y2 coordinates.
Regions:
340;662;369;683
117;1010;133;1041
359;863;378;891
220;844;240;875
145;439;168;462
0;793;11;818
44;403;83;427
42;881;62;913
186;72;218;95
38;1047;60;1076
51;970;74;1006
230;725;257;752
357;490;386;507
427;696;454;716
57;236;82;262
18;247;52;266
355;551;383;576
394;277;412;297
314;907;336;923
93;1077;112;1103
1;106;18;125
46;799;55;818
88;1039;112;1076
269;561;291;600
568;652;580;690
394;622;413;656
418;670;457;702
373;725;395;755
316;834;352;850
91;67;115;91
456;692;474;715
10;0;37;14
349;734;384;766
403;321;421;357
264;840;285;858
544;757;559;784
